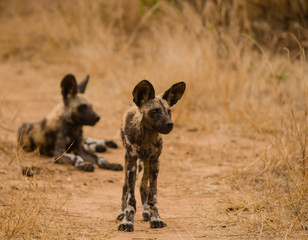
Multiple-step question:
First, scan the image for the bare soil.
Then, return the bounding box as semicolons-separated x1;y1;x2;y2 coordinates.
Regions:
0;63;272;239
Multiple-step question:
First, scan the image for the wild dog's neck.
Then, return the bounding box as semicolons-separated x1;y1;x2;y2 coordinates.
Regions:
61;117;83;132
140;119;160;140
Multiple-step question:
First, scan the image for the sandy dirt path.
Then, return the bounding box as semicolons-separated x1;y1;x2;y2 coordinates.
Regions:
0;63;266;239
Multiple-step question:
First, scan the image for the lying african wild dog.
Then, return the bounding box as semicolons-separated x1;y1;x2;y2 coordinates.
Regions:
18;74;123;172
117;80;186;231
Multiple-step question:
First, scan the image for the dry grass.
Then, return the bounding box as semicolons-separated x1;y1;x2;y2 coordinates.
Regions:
0;0;308;239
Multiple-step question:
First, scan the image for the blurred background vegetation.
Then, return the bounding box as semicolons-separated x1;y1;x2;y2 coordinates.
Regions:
0;0;307;62
1;0;307;130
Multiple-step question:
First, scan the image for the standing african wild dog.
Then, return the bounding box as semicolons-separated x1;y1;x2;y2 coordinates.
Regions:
117;80;186;231
18;74;123;172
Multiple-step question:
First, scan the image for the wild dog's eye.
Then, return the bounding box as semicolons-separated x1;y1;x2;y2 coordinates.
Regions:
78;104;88;112
151;108;161;114
168;109;171;115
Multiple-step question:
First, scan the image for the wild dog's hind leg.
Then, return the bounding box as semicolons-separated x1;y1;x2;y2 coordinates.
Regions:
17;123;36;152
83;138;118;153
118;153;137;232
148;158;167;228
140;160;150;221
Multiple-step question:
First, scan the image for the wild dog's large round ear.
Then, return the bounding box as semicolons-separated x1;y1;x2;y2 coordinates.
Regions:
162;82;186;107
78;75;89;93
61;74;78;101
133;80;155;107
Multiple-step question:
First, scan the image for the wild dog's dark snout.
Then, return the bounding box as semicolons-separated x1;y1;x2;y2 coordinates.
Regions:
95;115;100;123
87;111;100;126
167;121;173;128
92;113;100;125
160;121;173;134
73;103;101;126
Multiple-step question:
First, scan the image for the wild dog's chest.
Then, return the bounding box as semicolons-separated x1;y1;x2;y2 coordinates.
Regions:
61;122;83;148
138;138;162;159
122;108;163;159
123;131;162;159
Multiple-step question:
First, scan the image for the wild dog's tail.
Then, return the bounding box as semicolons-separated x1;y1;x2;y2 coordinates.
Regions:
17;123;36;152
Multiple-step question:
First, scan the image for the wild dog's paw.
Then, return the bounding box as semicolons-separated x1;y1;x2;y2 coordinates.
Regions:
77;163;95;172
95;145;107;152
105;140;118;148
142;204;150;221
142;212;150;221
73;155;94;172
83;138;107;153
150;220;167;228
116;212;124;221
118;223;134;232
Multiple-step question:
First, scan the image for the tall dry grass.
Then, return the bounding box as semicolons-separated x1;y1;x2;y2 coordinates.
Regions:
1;0;307;127
0;0;308;238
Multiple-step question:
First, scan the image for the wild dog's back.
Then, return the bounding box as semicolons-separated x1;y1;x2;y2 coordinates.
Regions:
17;107;62;155
121;105;142;152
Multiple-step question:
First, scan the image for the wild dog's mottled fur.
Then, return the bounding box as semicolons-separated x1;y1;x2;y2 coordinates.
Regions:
117;80;186;231
18;74;123;172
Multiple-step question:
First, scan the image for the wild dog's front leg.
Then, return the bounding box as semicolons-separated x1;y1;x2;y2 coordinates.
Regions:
117;161;141;221
53;132;94;172
59;153;94;172
140;160;150;221
96;155;123;171
148;158;167;228
116;183;127;221
76;146;123;171
118;152;137;232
